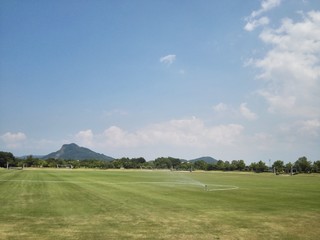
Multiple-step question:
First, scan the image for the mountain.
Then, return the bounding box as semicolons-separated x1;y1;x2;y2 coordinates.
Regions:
42;143;113;161
189;156;218;164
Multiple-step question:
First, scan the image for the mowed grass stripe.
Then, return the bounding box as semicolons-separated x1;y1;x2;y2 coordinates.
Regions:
1;170;129;239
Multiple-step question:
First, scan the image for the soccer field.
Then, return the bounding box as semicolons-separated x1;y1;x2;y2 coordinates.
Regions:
0;168;319;240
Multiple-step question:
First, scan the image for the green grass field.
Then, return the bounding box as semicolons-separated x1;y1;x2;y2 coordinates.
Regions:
0;168;319;240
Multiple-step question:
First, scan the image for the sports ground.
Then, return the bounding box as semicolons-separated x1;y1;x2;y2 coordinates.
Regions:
0;168;319;239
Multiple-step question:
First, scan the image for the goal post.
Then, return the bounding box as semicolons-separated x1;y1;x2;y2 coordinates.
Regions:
56;164;73;169
7;162;23;170
8;167;23;170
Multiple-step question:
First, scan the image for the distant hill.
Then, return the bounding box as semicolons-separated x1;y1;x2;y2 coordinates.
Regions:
189;156;218;164
42;143;113;161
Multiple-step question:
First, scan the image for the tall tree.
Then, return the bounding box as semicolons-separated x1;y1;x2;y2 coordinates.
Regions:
285;162;293;174
238;160;246;171
272;160;284;173
250;161;267;172
257;161;268;172
194;160;207;170
0;151;16;168
295;156;312;173
312;161;320;173
216;160;225;170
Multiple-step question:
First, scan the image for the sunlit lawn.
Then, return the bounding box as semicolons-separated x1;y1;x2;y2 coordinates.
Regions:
0;168;319;239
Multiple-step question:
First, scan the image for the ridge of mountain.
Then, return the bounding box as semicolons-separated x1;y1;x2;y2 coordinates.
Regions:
42;143;113;161
188;156;218;164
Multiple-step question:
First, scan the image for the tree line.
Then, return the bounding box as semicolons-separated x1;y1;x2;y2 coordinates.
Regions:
0;151;319;173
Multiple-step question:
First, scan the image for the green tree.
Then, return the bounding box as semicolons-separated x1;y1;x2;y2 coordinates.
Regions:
257;160;268;172
224;161;231;171
169;157;181;169
285;162;293;174
207;163;216;171
131;157;146;168
24;155;39;167
194;160;207;170
238;160;246;171
112;159;123;169
46;158;59;168
144;160;155;169
229;160;246;171
230;160;238;171
179;161;193;171
154;157;172;169
250;161;267;172
0;151;16;167
272;160;284;173
68;160;81;169
249;162;257;172
312;160;320;173
154;157;181;169
216;160;225;170
295;156;312;173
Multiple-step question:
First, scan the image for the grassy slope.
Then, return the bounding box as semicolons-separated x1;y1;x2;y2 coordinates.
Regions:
0;168;319;240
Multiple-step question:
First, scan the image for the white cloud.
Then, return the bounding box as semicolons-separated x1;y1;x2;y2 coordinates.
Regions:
251;132;275;151
281;119;320;137
160;54;176;65
64;112;317;161
73;117;244;159
244;0;281;31
102;118;244;147
242;7;320;162
299;119;320;137
1;132;27;148
239;103;258;121
244;16;270;32
251;0;282;18
75;129;94;147
213;102;258;121
213;102;228;112
250;11;320;117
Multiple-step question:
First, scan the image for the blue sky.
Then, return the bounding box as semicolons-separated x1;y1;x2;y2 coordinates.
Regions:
1;0;320;163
